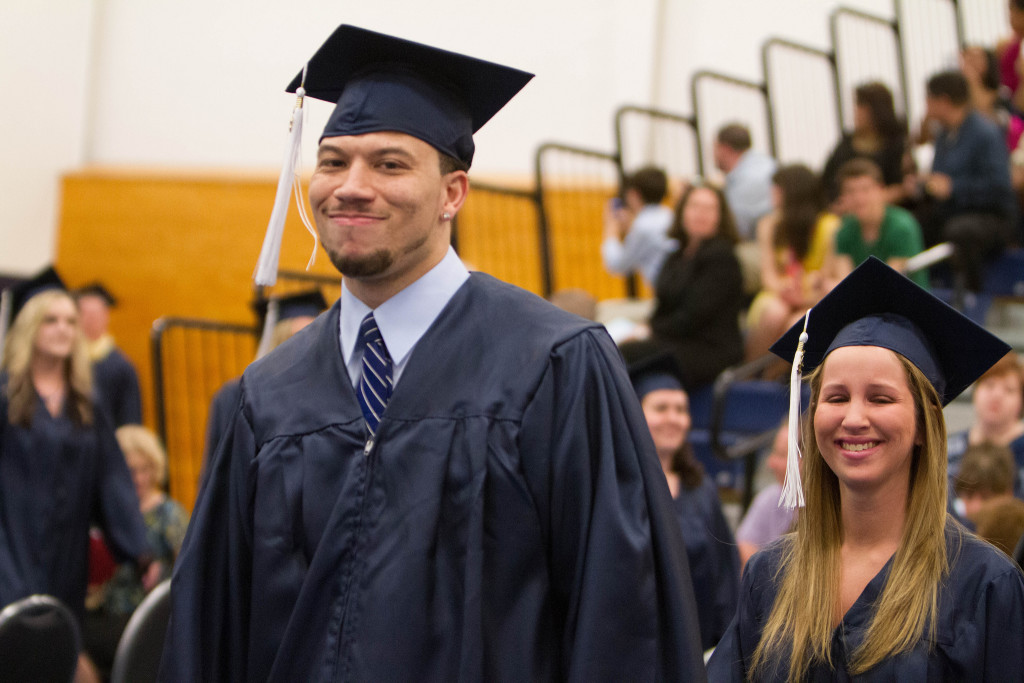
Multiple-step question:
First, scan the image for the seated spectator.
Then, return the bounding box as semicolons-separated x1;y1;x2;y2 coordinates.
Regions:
744;164;838;361
83;425;189;678
735;423;797;570
821;82;910;210
628;357;739;652
601;165;676;288
912;70;1016;291
961;45;1024;150
997;0;1024;117
618;183;744;392
954;442;1016;524
948;352;1024;498
973;497;1024;560
825;158;928;288
713;123;777;241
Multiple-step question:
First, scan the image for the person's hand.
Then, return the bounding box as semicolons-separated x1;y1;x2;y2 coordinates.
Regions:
924;173;952;200
603;199;632;241
142;559;163;592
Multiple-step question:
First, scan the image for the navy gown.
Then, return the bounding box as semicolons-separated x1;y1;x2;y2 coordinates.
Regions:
92;346;142;427
707;521;1024;680
0;378;149;619
161;274;707;682
672;477;740;651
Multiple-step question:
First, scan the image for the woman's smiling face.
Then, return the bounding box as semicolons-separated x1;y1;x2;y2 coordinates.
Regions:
814;345;920;495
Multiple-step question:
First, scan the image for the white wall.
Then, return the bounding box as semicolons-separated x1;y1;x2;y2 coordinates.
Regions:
0;0;965;275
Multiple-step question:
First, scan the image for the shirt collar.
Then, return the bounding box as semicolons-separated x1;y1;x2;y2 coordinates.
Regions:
340;247;470;368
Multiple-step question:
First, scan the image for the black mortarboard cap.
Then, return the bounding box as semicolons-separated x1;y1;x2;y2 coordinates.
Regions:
627;353;685;401
251;289;328;327
71;282;117;307
9;267;67;322
286;24;534;167
770;257;1011;406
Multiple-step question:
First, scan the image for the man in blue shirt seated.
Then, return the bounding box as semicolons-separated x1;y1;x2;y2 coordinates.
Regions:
917;70;1016;292
601;165;677;288
713;122;777;242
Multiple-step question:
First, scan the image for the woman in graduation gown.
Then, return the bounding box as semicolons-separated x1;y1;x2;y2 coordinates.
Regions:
707;257;1024;681
630;359;740;651
0;288;150;622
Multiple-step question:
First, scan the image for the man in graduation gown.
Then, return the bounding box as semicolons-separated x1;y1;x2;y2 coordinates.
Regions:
73;283;143;427
161;25;705;682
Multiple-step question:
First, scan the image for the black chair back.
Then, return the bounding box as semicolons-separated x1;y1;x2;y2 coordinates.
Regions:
110;579;172;683
0;594;80;683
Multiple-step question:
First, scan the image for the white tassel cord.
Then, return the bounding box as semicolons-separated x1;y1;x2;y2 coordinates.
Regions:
779;310;811;509
254;299;280;360
254;78;317;286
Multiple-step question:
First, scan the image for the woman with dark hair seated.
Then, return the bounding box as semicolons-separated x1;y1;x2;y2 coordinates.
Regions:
619;182;744;393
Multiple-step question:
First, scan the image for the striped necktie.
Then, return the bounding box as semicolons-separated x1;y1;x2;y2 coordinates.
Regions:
357;312;393;436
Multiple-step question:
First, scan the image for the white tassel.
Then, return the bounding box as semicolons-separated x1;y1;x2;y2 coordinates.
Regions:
255;299;280;360
0;288;11;362
779;310;811;509
254;73;314;286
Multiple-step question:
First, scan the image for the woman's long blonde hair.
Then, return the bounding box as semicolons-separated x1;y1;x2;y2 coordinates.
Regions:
749;352;953;681
2;290;93;427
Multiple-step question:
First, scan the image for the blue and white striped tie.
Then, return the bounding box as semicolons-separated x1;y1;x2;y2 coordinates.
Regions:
357;312;393;436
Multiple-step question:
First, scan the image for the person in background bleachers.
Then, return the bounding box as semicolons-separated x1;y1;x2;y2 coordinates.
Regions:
953;441;1016;525
911;70;1016;292
713;123;777;242
824;158;927;289
821;82;910;212
997;0;1024;116
947;352;1024;498
735;423;797;571
600;165;676;288
744;164;838;362
72;283;142;428
961;45;1024;151
973;497;1024;562
628;356;739;652
0;270;153;683
618;182;745;393
83;424;189;679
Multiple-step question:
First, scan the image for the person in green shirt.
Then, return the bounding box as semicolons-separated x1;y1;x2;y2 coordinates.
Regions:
827;158;929;289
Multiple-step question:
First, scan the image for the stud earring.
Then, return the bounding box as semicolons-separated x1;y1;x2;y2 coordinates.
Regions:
442;212;452;221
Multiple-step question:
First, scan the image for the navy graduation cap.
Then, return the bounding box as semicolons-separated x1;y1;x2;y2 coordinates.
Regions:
0;266;67;360
252;289;328;327
71;282;117;307
768;257;1011;508
287;24;535;168
627;353;684;402
770;257;1010;406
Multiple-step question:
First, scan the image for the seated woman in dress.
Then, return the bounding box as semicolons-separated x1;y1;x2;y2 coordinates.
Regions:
83;424;189;676
0;272;151;679
820;81;910;210
629;357;739;652
744;165;838;362
708;257;1024;680
618;182;744;392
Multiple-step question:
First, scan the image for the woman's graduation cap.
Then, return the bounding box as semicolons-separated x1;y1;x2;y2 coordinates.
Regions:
769;257;1011;508
252;289;328;359
0;267;68;360
254;24;534;286
627;353;685;402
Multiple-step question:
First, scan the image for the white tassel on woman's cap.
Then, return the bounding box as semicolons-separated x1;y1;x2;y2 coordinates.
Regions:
779;309;811;509
254;65;318;286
